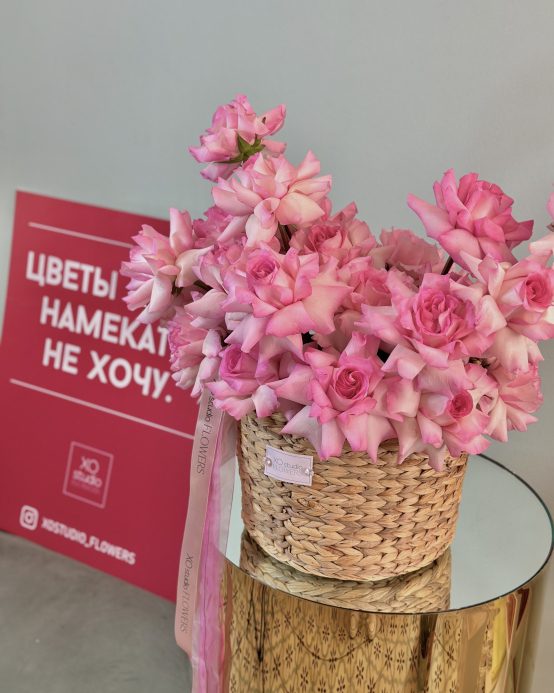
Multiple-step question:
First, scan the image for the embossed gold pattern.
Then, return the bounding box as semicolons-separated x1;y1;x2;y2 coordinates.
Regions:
219;553;544;692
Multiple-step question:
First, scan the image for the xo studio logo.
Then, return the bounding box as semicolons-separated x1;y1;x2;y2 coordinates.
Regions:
74;456;103;488
63;442;114;509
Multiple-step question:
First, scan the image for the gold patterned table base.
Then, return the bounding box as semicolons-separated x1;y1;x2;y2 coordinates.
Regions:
219;558;547;693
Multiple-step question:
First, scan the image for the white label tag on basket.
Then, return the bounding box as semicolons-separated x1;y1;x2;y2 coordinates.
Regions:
264;444;314;486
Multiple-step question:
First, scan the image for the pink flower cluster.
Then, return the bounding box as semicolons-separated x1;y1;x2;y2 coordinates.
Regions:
122;96;554;471
189;95;286;182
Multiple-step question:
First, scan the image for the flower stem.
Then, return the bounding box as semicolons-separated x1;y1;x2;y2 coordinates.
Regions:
441;256;454;275
278;223;291;253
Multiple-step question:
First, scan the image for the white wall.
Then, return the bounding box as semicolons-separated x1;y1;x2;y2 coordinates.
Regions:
1;0;554;687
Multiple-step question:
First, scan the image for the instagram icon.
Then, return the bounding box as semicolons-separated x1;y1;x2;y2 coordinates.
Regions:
19;505;39;531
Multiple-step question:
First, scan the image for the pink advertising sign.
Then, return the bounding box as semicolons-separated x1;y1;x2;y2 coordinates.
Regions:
0;192;197;601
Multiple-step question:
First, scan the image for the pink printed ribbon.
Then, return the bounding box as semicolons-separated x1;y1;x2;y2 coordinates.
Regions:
175;388;236;692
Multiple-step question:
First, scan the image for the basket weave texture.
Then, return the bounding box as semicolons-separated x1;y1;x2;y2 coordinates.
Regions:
240;531;451;613
238;411;468;581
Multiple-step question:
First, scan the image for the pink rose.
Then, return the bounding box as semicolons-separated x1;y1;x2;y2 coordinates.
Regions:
417;362;497;460
120;209;210;323
274;333;443;465
194;242;255;295
411;282;473;348
223;246;351;356
272;332;383;460
496;260;554;317
212;151;332;247
289;202;376;263
351;266;392;305
357;272;506;371
464;253;554;372
329;263;414;348
370;228;444;282
408;169;533;272
328;365;371;411
448;390;474;418
168;309;224;395
339;261;415;310
219;344;259;393
207;345;279;419
192;205;237;249
246;250;281;290
189;95;286;181
183;283;228;330
293;223;350;260
486;362;543;442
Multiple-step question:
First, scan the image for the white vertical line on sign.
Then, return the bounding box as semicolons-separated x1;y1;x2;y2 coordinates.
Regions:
9;379;194;440
28;222;134;248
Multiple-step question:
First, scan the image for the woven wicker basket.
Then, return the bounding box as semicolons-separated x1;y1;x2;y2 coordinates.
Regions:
240;531;451;612
237;411;468;581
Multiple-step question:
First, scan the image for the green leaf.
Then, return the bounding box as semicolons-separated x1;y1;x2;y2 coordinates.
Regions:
236;134;250;155
213;136;266;168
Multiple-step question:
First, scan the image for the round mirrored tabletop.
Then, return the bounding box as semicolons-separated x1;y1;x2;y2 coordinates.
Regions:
226;455;553;612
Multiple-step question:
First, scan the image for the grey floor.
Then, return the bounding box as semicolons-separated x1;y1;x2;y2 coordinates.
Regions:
0;532;192;693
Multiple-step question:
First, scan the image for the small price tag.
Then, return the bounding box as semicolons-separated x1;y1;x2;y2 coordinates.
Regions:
263;444;314;486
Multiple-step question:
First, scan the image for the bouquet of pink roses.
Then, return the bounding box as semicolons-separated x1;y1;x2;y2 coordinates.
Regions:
121;95;554;472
